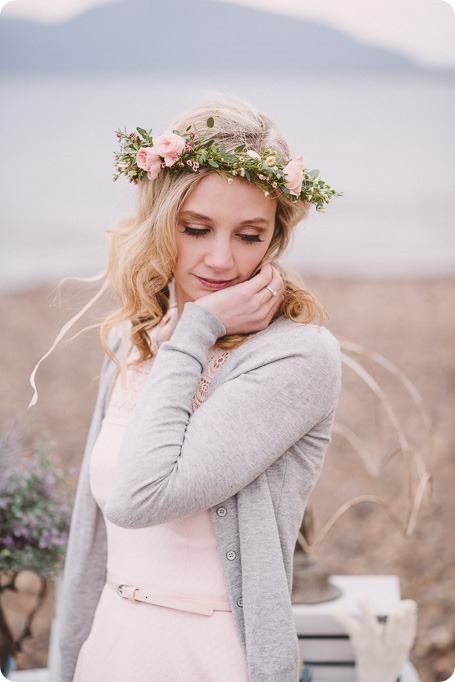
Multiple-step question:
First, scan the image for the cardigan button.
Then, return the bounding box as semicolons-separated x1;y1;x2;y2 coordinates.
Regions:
237;597;243;607
226;550;236;561
217;507;227;517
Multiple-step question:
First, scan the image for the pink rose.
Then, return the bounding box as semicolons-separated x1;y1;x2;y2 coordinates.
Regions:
136;148;162;180
283;156;305;196
150;130;186;167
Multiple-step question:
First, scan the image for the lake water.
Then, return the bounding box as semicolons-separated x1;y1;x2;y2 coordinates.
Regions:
1;71;454;291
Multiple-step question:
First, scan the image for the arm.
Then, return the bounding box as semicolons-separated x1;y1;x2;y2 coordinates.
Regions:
104;302;341;528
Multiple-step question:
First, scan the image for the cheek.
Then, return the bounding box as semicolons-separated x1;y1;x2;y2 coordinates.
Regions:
175;236;203;269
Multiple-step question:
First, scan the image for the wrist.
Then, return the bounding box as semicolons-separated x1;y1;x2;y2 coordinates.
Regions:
171;302;226;348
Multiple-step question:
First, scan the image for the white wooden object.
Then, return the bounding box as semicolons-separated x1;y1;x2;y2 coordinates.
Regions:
292;575;420;682
293;574;402;635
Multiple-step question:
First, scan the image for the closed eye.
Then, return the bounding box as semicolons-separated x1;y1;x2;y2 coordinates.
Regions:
239;233;265;244
181;226;265;244
181;226;209;238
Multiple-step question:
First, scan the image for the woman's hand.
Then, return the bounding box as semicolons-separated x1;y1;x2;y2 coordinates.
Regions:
194;263;284;335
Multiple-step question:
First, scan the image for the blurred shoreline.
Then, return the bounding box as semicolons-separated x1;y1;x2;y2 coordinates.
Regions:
1;276;454;681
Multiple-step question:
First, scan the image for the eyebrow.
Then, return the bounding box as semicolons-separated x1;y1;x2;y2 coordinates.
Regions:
179;210;270;228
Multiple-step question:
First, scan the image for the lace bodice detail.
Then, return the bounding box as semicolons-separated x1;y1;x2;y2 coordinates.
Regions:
104;311;230;424
191;348;230;412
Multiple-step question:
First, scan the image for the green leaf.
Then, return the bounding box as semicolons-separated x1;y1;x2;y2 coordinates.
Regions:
136;127;148;139
219;142;226;155
234;144;246;153
207;117;215;128
207;159;219;167
308;169;320;179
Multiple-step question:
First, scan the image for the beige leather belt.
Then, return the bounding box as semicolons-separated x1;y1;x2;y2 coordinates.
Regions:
106;573;232;616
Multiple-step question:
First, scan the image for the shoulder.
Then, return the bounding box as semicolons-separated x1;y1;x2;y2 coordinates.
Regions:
234;316;341;370
223;317;342;406
274;317;340;355
222;318;342;416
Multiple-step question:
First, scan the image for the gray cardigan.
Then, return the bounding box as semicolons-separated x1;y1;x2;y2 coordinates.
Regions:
58;302;342;682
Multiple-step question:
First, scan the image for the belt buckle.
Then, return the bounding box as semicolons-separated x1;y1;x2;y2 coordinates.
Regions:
117;584;132;598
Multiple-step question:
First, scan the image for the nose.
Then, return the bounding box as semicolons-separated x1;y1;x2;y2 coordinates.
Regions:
204;235;235;272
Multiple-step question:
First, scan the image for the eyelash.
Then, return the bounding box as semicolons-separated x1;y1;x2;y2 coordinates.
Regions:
181;226;265;244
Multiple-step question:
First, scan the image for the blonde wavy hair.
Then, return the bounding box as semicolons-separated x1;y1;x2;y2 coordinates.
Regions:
101;91;324;366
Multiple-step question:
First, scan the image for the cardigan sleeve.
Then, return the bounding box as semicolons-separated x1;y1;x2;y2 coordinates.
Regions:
104;301;341;529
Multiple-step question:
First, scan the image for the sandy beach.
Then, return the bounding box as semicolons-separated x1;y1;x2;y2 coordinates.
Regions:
1;276;454;681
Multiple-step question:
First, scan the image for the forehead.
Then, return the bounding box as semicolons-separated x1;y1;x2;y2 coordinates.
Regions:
180;172;277;222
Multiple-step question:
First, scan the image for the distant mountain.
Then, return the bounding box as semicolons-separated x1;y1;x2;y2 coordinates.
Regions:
0;0;420;73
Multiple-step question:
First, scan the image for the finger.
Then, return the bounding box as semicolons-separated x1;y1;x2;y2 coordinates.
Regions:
243;262;274;294
259;267;284;306
260;281;284;313
269;265;284;293
259;281;279;307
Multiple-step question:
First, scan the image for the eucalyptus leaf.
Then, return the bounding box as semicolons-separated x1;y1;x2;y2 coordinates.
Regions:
234;144;246;153
207;117;215;128
308;169;320;179
207;159;219;168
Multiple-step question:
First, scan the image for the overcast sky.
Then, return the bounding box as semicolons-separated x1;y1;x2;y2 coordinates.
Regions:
1;0;455;68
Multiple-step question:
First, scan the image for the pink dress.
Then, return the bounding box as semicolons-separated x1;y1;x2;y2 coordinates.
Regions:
73;308;249;681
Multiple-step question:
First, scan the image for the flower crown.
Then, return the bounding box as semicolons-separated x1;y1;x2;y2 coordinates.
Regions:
113;116;342;212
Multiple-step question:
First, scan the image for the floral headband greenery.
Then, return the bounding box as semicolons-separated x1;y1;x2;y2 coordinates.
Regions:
113;116;342;212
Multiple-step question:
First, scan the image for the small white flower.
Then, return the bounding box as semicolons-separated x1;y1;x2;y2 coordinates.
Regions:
240;168;245;177
272;181;277;188
227;178;234;184
264;191;269;197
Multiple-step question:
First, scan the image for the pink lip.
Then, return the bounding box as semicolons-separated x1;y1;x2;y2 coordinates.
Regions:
194;275;235;290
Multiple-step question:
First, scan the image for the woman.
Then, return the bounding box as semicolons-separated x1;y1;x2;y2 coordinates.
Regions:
54;93;342;681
